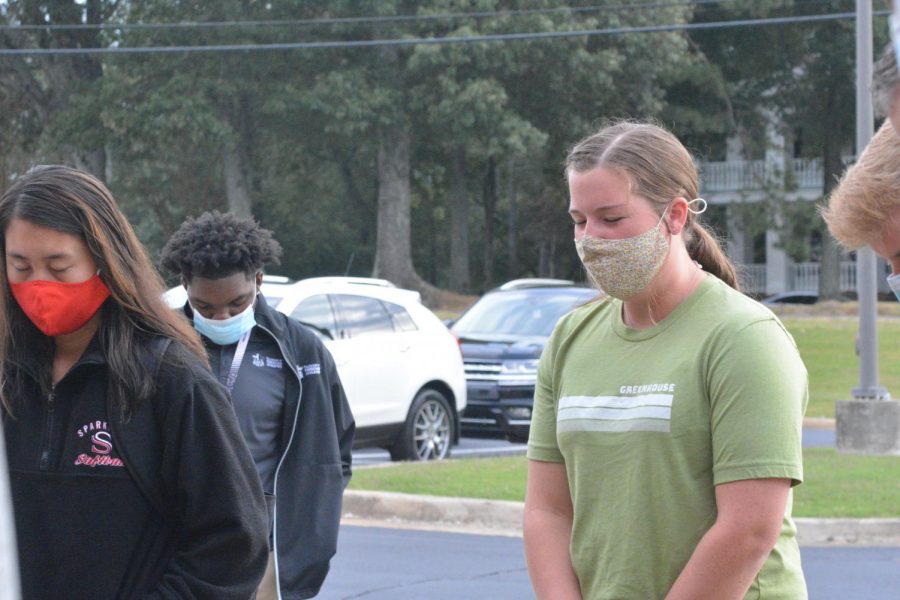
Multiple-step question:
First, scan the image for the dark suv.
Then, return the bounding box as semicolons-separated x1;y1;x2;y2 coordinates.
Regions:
450;279;597;443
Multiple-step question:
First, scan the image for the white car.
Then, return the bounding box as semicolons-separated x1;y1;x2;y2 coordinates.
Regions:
166;276;467;461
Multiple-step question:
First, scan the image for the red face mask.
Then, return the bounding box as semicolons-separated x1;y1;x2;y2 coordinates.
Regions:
9;273;111;337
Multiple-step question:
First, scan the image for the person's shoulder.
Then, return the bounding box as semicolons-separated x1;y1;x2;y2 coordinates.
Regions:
150;337;220;392
128;336;227;422
696;276;794;342
699;276;773;321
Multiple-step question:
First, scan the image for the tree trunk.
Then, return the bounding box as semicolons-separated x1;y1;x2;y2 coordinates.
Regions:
449;148;470;292
373;122;415;282
819;92;843;301
482;157;498;288
372;121;435;292
223;143;253;218
428;200;438;283
538;240;551;278
538;236;560;278
507;158;519;280
370;122;447;306
61;1;106;176
218;88;258;218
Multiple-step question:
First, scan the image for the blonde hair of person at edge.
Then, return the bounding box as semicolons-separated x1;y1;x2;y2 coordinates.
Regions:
824;1;900;300
523;121;809;600
822;121;900;300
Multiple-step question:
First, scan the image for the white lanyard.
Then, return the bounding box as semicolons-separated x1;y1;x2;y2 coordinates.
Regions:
224;329;252;396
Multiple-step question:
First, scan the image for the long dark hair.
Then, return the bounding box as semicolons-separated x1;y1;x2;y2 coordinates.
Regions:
0;165;207;415
566;121;739;290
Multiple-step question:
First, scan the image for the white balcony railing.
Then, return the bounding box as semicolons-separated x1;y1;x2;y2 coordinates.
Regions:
738;261;859;295
699;157;855;193
738;264;767;294
791;261;858;292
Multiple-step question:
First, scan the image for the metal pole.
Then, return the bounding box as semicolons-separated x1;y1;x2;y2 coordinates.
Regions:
853;0;889;400
0;428;21;599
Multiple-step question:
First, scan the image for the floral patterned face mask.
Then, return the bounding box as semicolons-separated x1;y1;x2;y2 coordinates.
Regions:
575;209;670;300
574;199;707;300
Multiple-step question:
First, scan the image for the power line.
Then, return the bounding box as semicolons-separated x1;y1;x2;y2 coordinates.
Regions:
0;10;886;56
0;0;854;32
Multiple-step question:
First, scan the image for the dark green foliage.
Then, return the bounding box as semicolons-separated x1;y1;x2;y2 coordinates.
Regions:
0;0;872;292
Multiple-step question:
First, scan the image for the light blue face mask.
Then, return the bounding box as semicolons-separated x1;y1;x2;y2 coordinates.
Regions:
191;299;257;346
888;272;900;302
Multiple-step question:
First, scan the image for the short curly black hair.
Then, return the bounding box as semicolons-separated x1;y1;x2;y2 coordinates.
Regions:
160;210;283;281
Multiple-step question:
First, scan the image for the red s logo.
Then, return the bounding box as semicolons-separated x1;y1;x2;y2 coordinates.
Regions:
91;431;113;455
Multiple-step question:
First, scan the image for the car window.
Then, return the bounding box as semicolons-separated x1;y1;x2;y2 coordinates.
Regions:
290;294;337;340
263;288;288;307
332;294;395;338
452;290;594;337
383;300;418;332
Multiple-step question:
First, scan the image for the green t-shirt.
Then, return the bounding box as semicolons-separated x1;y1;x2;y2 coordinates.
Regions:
528;275;808;599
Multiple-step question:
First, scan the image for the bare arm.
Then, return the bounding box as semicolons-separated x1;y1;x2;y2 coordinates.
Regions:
666;478;791;600
523;459;582;600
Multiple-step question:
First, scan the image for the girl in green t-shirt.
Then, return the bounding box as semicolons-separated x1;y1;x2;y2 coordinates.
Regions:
524;122;807;600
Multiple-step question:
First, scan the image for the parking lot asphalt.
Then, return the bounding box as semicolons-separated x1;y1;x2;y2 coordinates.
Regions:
318;526;900;600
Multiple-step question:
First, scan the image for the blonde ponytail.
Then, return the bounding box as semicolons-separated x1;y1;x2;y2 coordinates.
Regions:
687;222;739;290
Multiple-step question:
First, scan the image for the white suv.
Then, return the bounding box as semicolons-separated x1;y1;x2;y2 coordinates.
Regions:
167;277;466;461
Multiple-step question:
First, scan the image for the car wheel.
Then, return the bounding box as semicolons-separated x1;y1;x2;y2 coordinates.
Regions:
390;388;454;461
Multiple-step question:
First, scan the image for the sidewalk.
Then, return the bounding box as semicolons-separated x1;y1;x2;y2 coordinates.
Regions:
341;490;900;547
342;418;900;546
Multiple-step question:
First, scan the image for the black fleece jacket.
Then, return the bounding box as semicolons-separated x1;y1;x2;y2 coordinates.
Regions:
3;335;270;599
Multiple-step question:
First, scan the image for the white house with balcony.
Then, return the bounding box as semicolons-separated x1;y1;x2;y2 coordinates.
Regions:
694;125;879;298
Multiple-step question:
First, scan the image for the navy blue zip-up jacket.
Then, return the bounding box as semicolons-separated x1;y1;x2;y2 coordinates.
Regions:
3;334;270;599
185;295;355;600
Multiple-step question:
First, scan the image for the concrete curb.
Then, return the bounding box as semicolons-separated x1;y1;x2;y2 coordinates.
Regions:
794;518;900;546
803;417;835;429
341;490;900;546
342;490;524;537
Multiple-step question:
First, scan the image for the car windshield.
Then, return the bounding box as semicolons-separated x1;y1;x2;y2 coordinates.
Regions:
452;289;595;338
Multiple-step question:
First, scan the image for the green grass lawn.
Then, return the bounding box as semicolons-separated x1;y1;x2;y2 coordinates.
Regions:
782;318;900;418
794;448;900;518
350;449;900;518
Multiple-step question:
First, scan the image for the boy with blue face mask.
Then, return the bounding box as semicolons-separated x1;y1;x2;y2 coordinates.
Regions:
161;211;355;600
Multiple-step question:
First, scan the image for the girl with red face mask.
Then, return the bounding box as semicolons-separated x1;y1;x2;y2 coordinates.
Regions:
0;165;269;599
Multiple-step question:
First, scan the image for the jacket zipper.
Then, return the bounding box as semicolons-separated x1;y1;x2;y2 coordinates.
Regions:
256;323;303;600
39;385;56;471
